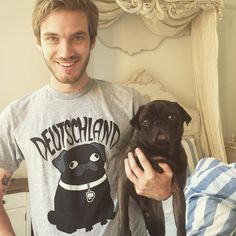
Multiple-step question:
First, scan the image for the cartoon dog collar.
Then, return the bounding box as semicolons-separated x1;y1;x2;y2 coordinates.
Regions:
59;174;107;191
59;174;108;203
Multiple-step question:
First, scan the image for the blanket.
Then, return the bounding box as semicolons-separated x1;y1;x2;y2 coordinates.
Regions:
185;157;236;236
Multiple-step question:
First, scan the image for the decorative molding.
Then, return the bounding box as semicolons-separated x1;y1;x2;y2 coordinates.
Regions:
97;12;179;56
124;68;164;87
115;0;223;20
97;34;166;56
115;0;156;14
95;0;222;54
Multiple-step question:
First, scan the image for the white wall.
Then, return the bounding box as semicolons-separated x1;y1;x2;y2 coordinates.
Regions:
88;34;195;109
0;1;196;178
0;1;49;111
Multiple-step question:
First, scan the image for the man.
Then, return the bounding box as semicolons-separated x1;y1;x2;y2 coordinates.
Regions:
0;0;172;235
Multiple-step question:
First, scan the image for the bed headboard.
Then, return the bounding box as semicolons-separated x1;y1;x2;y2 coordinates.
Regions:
122;68;200;139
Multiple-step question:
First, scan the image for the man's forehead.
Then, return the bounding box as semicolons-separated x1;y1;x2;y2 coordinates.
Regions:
40;9;89;34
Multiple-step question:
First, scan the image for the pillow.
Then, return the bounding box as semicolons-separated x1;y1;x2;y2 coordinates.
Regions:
163;136;200;236
181;136;200;176
185;158;236;236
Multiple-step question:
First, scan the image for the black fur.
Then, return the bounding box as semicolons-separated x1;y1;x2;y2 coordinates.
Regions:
118;100;191;236
48;143;115;233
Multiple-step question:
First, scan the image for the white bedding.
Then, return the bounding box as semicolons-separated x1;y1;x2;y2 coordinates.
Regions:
164;157;236;236
185;158;236;236
163;195;177;235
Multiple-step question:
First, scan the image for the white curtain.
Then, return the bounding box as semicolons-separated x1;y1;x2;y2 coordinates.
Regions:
95;0;223;36
191;10;227;162
94;0;226;162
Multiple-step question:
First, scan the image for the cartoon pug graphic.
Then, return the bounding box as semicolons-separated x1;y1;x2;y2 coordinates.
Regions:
48;142;116;234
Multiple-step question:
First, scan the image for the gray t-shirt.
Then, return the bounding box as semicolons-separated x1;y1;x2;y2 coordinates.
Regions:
0;79;148;236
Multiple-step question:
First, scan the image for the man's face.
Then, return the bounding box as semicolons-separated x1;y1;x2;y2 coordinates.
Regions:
38;9;95;85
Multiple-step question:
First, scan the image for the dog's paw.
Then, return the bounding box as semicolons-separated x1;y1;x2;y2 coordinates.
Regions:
56;225;77;234
47;211;56;225
101;219;107;225
85;226;93;232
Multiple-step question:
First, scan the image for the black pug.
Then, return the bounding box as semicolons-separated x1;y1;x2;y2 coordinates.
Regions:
48;142;115;234
118;100;191;236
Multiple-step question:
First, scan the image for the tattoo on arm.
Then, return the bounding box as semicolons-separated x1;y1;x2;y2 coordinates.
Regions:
1;175;11;186
1;175;11;195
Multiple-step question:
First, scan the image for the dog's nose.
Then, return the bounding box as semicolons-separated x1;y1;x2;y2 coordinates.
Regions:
157;134;168;142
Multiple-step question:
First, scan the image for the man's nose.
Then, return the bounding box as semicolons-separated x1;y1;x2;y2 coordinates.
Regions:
58;40;74;58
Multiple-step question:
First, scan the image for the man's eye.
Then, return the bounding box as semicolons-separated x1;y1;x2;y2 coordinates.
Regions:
45;37;59;43
73;35;84;42
142;120;150;127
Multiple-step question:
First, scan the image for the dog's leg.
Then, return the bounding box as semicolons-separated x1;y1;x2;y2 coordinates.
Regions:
117;177;131;236
142;200;165;236
172;177;186;236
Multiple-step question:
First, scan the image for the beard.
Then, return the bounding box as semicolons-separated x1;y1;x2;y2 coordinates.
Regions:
42;52;91;85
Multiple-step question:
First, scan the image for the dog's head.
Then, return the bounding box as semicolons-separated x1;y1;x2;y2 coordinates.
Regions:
52;142;106;185
130;100;191;150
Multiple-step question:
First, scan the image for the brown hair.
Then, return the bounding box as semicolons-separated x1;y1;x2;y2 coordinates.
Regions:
32;0;98;42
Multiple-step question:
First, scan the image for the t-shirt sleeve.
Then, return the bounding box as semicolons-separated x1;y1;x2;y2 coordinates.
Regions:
0;105;23;172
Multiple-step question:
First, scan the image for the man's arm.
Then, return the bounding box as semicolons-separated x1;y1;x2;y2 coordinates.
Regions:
0;168;15;236
124;148;173;200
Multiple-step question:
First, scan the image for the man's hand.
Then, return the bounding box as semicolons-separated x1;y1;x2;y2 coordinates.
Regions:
124;148;173;201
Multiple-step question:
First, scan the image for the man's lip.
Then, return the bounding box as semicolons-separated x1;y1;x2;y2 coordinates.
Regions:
56;59;79;67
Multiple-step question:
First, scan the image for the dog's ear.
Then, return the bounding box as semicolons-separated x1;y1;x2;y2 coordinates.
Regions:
130;105;144;130
52;150;67;173
176;103;192;125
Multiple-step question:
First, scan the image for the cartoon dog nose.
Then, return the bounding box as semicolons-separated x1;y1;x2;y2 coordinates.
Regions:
76;162;98;176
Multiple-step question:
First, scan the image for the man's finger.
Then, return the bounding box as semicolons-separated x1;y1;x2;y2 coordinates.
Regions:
134;148;153;172
124;158;138;185
127;151;144;179
158;163;173;178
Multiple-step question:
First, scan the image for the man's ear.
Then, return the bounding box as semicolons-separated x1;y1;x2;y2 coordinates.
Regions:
35;36;42;51
90;38;96;50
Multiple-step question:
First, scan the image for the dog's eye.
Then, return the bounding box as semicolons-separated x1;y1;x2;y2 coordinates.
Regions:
142;120;150;127
168;115;176;121
69;161;78;170
90;153;100;162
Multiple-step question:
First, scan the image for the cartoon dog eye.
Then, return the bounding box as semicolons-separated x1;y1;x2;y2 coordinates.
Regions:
142;119;150;127
168;115;176;121
90;153;100;162
69;161;78;170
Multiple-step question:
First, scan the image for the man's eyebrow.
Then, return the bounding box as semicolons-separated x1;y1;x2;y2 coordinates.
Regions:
42;31;88;38
72;31;87;36
42;32;58;37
